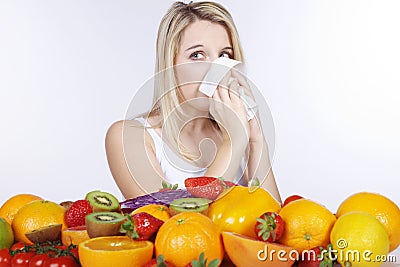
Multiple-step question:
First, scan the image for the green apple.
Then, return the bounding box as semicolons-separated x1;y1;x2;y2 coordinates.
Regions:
0;217;14;249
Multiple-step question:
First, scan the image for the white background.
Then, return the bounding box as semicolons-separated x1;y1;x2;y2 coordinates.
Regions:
1;0;399;216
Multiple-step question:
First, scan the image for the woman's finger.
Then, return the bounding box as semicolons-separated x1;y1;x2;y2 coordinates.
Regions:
217;71;232;103
232;69;254;98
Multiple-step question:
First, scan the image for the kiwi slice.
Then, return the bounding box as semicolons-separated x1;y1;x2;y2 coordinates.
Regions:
169;198;211;216
85;190;120;212
85;212;125;238
25;224;62;243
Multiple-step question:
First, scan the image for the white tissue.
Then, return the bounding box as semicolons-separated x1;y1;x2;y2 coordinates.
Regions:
198;57;258;120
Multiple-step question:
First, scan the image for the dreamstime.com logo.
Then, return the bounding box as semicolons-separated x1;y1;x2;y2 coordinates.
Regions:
256;239;397;263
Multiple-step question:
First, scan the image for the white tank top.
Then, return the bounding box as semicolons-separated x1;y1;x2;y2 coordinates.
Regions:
135;118;245;188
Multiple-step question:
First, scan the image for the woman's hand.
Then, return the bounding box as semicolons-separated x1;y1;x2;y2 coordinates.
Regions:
209;71;249;147
230;70;264;144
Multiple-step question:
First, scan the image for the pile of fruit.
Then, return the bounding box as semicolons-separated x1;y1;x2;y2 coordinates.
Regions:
0;176;399;267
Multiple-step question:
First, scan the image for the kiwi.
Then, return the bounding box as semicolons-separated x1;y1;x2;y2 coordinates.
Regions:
25;224;62;243
85;212;125;238
85;190;120;212
169;198;211;216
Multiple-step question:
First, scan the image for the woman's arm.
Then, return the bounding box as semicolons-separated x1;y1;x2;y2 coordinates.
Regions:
205;72;250;180
105;120;164;199
247;137;281;203
208;70;281;202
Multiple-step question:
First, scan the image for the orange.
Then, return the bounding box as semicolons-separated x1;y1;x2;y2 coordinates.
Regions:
222;231;297;267
131;204;171;222
62;226;90;246
155;212;224;267
330;212;389;267
79;236;153;267
279;199;336;251
12;200;66;244
336;192;400;252
0;193;42;225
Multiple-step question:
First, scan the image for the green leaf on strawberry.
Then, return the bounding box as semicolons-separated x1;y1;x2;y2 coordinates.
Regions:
254;212;284;242
187;252;220;267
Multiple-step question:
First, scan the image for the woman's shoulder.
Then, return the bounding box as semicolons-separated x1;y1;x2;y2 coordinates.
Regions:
106;119;144;134
105;118;158;152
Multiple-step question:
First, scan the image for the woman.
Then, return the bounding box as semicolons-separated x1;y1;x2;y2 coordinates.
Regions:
105;1;281;202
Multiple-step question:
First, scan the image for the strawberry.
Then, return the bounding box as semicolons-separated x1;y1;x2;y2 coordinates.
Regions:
254;212;285;242
65;199;93;228
185;252;220;267
298;245;333;267
184;177;236;200
120;212;164;241
158;181;179;192
282;194;304;207
143;254;175;267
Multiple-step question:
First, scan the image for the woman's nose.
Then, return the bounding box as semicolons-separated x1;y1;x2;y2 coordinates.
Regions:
208;53;221;62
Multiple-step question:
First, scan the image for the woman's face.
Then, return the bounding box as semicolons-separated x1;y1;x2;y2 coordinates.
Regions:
174;20;233;112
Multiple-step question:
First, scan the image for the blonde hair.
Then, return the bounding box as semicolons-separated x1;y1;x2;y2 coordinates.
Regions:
148;1;245;160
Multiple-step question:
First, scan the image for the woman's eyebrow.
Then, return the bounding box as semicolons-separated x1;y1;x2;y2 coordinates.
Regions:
185;45;233;52
185;44;204;51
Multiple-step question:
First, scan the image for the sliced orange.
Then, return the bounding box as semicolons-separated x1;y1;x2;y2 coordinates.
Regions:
78;236;153;267
131;204;171;222
0;193;42;225
222;231;297;267
61;226;90;246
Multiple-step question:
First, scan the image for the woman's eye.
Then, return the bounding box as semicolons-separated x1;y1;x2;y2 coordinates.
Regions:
190;51;205;60
219;51;232;58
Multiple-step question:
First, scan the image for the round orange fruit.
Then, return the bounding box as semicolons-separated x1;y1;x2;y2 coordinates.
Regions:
279;199;336;251
0;193;42;225
12;200;66;243
131;204;170;222
222;231;297;267
79;236;153;267
336;192;400;252
155;212;224;267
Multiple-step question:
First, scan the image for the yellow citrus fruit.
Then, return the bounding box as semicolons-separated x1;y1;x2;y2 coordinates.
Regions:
12;200;66;244
279;199;336;251
0;193;42;225
331;211;389;267
131;204;171;222
78;236;153;267
62;226;90;246
336;191;400;252
222;231;297;267
155;212;224;267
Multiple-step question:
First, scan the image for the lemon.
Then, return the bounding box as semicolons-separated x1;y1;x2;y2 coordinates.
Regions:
336;192;400;252
330;211;389;267
0;193;42;225
0;217;14;249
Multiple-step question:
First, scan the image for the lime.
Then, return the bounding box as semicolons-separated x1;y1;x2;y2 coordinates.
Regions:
0;217;14;249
